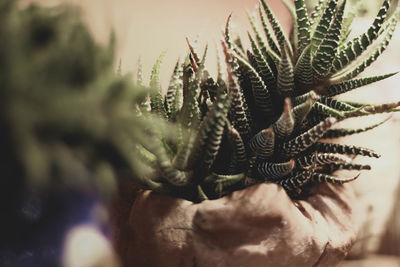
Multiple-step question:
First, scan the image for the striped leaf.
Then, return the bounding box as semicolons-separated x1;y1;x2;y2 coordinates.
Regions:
248;33;276;90
234;53;273;115
156;145;193;186
165;59;182;119
137;58;151;112
277;170;312;193
248;10;280;75
150;52;167;118
179;57;203;128
323;116;390;138
326;162;371;171
350;101;400;117
247;12;271;58
294;44;313;89
260;0;292;57
309;0;327;28
312;0;346;78
293;90;320;106
188;91;232;171
224;14;234;49
293;91;318;127
227;126;248;172
294;0;311;55
315;142;380;158
172;133;194;171
311;0;338;56
257;159;295;180
258;6;281;56
248;127;275;161
186;37;201;64
200;70;217;102
273;98;295;139
234;36;246;54
296;153;351;168
338;15;398;80
282;0;299;57
222;42;251;139
342;100;372;108
204;173;245;196
312;102;345;118
331;0;391;73
277;45;295;97
225;14;246;58
326;72;398;97
318;97;356;111
311;172;360;184
282;117;336;156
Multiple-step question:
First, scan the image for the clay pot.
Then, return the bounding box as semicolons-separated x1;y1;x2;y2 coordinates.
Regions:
113;182;361;267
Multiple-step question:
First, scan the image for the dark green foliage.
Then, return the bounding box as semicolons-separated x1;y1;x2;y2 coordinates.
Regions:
0;0;175;248
136;0;400;201
0;0;159;194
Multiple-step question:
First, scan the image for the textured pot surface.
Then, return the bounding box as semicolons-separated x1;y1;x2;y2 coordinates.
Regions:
115;182;361;267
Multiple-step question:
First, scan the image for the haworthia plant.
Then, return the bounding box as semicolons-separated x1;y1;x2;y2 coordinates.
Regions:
135;0;400;201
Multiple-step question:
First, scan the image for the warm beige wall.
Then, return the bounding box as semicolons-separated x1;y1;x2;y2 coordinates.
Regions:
27;0;291;87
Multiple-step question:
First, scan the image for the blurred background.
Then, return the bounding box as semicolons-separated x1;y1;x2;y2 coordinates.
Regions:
6;0;400;266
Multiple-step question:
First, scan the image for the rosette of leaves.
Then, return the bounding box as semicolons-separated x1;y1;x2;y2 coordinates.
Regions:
137;0;400;202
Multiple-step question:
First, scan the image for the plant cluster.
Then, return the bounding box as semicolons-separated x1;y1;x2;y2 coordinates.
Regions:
136;0;400;202
0;0;161;247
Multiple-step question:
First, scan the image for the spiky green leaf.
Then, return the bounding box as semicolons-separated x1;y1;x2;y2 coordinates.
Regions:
326;72;398;97
258;159;295;180
248;127;275;160
248;33;276;90
227;126;248;172
150;52;167;118
312;0;346;78
312;102;345;118
315;142;380;158
258;6;281;56
260;0;292;56
222;43;251;140
188;91;232;171
312;172;360;184
294;0;311;55
311;0;338;56
234;53;273;115
277;45;295;97
273;98;295;139
294;44;313;88
323;116;390;138
318;97;356;111
278;170;312;193
309;0;327;28
165;59;182;119
332;0;391;73
327;162;371;171
296;153;350;168
338;15;398;80
293;91;319;127
282;117;336;156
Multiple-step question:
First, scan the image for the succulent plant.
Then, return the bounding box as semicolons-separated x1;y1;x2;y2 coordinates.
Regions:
136;0;400;202
0;0;164;248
